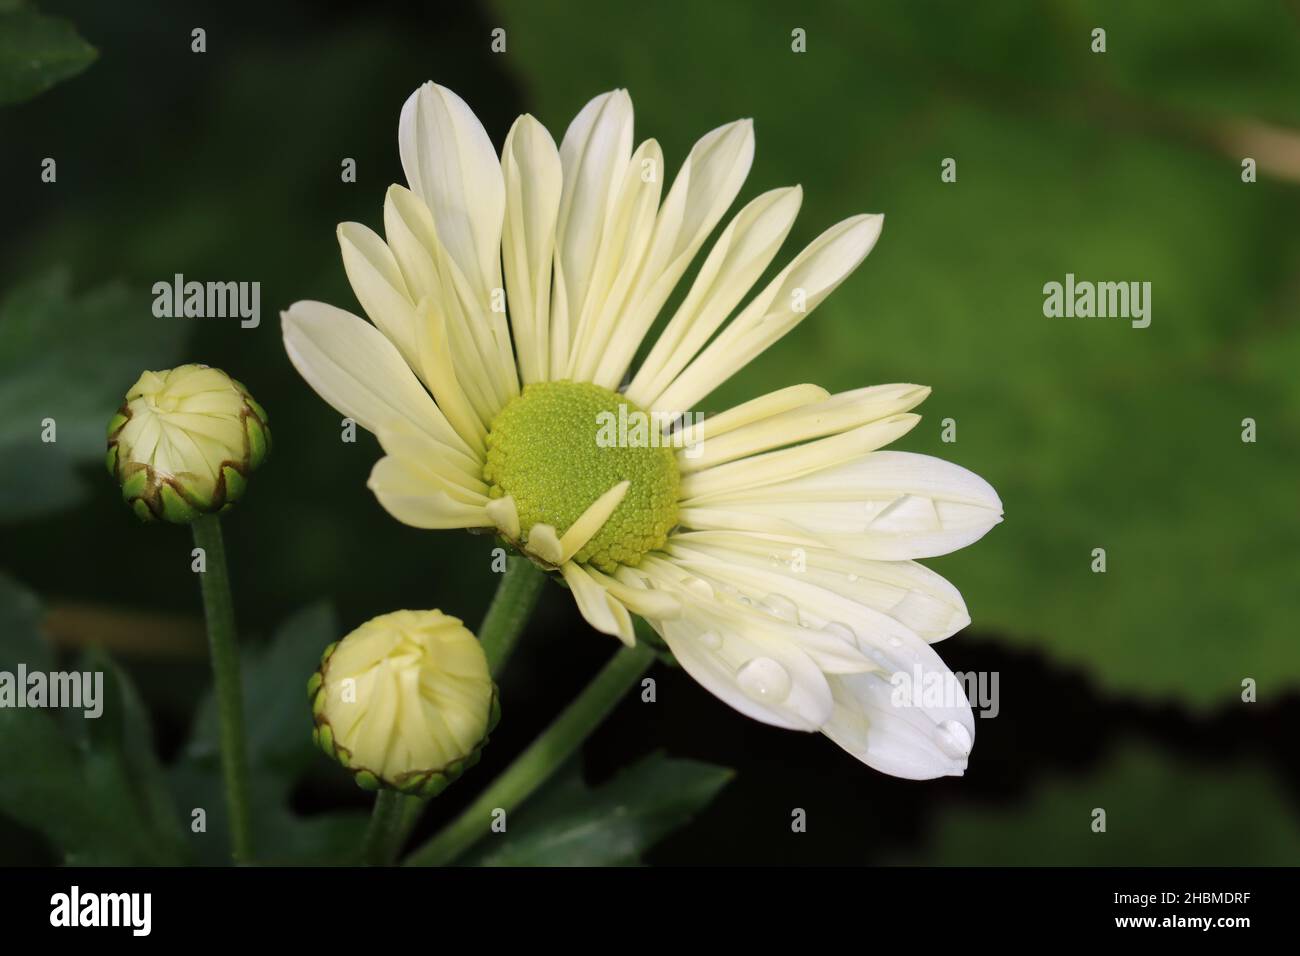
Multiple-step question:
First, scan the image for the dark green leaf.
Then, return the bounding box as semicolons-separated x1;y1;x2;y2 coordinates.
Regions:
0;1;96;106
0;570;51;671
0;269;188;521
0;576;187;863
461;751;733;866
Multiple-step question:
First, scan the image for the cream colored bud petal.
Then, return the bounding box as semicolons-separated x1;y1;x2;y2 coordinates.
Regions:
315;609;497;791
108;363;269;522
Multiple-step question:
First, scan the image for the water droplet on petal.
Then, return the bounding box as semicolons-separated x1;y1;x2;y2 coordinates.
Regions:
935;719;973;759
698;630;723;650
846;573;859;583
761;592;800;624
887;636;903;648
680;575;714;599
737;657;792;703
821;621;858;647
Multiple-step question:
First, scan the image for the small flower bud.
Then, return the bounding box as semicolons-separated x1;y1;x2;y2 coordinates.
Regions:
106;364;270;523
309;610;499;796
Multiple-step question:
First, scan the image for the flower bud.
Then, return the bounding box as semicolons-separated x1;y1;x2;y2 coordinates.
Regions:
308;609;499;797
106;364;270;523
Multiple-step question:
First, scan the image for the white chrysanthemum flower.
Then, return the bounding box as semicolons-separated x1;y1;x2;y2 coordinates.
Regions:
283;83;1003;779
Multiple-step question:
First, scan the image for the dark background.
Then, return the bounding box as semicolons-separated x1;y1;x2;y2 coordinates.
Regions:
2;0;1298;865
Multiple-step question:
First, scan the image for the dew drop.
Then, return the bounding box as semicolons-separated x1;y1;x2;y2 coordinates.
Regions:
737;657;792;702
680;575;714;599
935;719;973;759
821;621;858;647
887;636;903;648
698;630;723;650
760;592;800;624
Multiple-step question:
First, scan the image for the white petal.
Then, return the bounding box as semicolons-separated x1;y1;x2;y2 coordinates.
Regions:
398;82;505;301
411;297;487;455
501;114;562;385
593;119;755;389
567;138;663;381
671;384;828;450
561;561;635;645
553;89;634;378
680;384;931;473
559;479;629;563
484;495;520;540
680;414;920;501
655;213;883;413
664;541;929;658
337;222;419;367
823;665;976;779
635;556;836;730
628;186;802;407
367;455;490;530
383;184;444;306
281;301;473;459
687;450;1004;560
668;529;970;642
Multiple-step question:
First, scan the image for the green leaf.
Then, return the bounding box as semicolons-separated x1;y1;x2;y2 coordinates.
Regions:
0;570;51;671
0;269;189;522
497;0;1300;707
0;576;188;864
460;751;733;866
888;745;1300;866
0;1;96;106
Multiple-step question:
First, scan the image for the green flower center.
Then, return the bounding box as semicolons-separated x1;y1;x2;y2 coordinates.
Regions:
483;381;680;573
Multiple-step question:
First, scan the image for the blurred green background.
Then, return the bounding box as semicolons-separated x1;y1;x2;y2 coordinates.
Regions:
1;0;1297;865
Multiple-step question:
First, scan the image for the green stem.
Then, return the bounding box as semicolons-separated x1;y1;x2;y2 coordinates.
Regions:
404;643;655;867
364;556;548;863
479;556;548;675
361;790;417;865
191;513;253;864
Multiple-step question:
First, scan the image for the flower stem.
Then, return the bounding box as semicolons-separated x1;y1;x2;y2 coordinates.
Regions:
403;643;655;867
191;513;253;864
361;790;415;865
479;556;548;675
363;556;548;864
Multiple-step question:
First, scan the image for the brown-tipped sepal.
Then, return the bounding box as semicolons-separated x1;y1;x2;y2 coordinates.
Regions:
308;610;498;796
106;364;271;523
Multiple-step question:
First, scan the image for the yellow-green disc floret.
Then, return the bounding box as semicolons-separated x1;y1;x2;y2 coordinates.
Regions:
483;381;680;573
